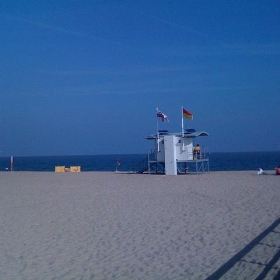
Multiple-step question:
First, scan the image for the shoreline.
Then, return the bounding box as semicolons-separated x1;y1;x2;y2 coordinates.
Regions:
0;169;277;173
1;152;280;173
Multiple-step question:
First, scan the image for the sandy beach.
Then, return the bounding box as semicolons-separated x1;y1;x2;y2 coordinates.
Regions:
1;171;280;280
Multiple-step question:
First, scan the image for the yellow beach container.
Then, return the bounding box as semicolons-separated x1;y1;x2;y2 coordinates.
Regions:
55;166;66;172
70;166;81;172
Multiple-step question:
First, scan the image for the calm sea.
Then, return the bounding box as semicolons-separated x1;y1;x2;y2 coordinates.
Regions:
0;152;279;172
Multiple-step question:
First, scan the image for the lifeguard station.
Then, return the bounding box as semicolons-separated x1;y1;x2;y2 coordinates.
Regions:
134;108;210;175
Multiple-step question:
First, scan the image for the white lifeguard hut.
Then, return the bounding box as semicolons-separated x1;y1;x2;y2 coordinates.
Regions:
145;129;209;175
133;108;210;175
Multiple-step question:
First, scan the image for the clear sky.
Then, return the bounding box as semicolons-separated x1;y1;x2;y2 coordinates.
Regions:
1;0;280;156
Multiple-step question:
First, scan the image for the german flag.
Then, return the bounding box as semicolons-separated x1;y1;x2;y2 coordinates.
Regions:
183;108;193;120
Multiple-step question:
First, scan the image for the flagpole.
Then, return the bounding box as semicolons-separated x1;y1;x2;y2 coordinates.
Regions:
10;156;13;172
181;106;185;151
156;108;159;152
181;106;184;137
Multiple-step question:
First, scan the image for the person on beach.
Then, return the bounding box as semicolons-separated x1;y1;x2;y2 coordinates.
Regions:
258;168;264;175
275;166;280;175
184;163;189;173
193;144;201;159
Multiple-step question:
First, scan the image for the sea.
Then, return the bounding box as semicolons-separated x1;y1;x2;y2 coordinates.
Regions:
0;152;279;172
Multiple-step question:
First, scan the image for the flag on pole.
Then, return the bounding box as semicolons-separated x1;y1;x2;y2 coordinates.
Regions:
156;109;169;122
182;108;193;120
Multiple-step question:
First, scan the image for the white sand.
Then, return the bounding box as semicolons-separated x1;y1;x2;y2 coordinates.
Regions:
0;171;279;280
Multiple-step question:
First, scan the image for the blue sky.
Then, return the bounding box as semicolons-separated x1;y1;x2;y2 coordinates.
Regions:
1;0;280;156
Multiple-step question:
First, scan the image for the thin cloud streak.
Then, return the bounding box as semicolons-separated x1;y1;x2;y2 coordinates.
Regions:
1;13;133;49
10;80;262;97
138;11;216;42
2;13;86;37
158;43;280;57
43;65;207;76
